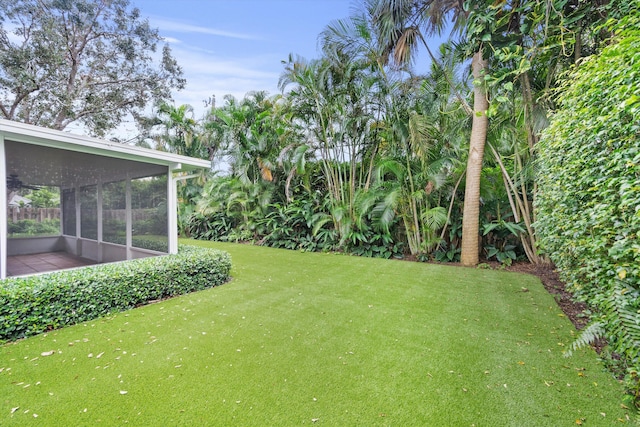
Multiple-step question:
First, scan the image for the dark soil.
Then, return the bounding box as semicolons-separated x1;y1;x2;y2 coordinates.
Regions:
397;253;590;329
503;262;589;330
402;255;591;330
483;261;607;352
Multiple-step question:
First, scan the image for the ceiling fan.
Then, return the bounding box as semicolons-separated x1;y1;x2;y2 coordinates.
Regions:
6;174;41;192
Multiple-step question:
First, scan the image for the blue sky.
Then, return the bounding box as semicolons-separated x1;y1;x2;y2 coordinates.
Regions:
132;0;358;118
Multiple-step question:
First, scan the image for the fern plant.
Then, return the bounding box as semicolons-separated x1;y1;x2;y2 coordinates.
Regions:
564;321;605;358
566;281;640;410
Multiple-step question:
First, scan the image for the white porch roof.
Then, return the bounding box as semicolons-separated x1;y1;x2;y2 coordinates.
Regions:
0;119;210;174
0;119;211;279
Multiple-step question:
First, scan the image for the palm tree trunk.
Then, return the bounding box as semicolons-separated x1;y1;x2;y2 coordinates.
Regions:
460;50;489;266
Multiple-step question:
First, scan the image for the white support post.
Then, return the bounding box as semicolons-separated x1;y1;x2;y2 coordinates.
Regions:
125;176;132;260
76;184;82;256
97;180;103;262
167;164;180;254
58;187;64;236
0;134;7;279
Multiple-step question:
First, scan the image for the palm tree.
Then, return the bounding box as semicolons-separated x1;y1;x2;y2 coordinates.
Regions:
279;51;383;243
368;0;490;265
208;92;287;186
154;103;210;159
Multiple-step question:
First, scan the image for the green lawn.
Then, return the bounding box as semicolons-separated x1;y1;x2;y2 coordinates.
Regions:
0;240;630;425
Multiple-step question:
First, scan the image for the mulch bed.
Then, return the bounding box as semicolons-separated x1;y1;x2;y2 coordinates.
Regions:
487;261;608;353
403;255;591;331
504;262;589;330
398;254;590;329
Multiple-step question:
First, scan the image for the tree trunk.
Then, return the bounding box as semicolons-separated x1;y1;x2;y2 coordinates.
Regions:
460;50;489;266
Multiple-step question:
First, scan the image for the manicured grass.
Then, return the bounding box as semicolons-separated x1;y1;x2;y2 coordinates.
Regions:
0;240;630;425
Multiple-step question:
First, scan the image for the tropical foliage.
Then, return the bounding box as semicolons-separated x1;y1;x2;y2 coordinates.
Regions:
183;0;620;265
536;11;640;408
1;0;638;409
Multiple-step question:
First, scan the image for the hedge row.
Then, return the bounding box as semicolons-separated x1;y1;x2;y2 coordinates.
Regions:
0;246;232;342
536;13;640;407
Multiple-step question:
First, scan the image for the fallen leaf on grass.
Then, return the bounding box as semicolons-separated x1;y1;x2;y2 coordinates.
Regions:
41;351;55;357
120;390;128;395
11;407;19;414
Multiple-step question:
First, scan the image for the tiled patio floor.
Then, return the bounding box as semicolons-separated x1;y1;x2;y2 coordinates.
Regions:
7;252;98;277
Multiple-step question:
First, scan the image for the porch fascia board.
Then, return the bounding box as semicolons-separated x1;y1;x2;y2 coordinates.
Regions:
0;120;210;172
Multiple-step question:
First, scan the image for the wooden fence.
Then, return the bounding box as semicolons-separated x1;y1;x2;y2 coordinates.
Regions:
7;207;61;222
6;208;160;223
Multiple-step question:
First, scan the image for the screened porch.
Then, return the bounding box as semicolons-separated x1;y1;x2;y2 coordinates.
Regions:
1;120;210;279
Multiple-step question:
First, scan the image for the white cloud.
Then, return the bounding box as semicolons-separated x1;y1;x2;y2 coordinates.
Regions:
174;49;279;79
165;42;282;117
151;17;259;40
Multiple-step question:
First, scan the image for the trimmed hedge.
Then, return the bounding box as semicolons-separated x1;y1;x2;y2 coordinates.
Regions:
0;246;231;342
536;12;640;407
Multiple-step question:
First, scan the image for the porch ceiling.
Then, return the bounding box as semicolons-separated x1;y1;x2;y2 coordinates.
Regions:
5;140;167;188
0;120;211;185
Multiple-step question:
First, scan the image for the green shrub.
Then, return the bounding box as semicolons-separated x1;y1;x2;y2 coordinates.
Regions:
131;236;168;252
0;246;231;342
8;218;60;236
536;13;640;408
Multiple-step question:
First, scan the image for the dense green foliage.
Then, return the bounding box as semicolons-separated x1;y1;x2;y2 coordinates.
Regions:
0;240;630;425
175;0;620;267
184;56;523;263
0;247;231;342
0;0;184;136
23;187;60;208
7;219;59;236
536;13;640;407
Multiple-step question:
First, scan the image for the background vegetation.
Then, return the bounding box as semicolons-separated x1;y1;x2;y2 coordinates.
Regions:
1;0;638;409
536;14;640;406
0;0;184;136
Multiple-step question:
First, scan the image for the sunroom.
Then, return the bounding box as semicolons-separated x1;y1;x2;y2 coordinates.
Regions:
0;120;210;279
